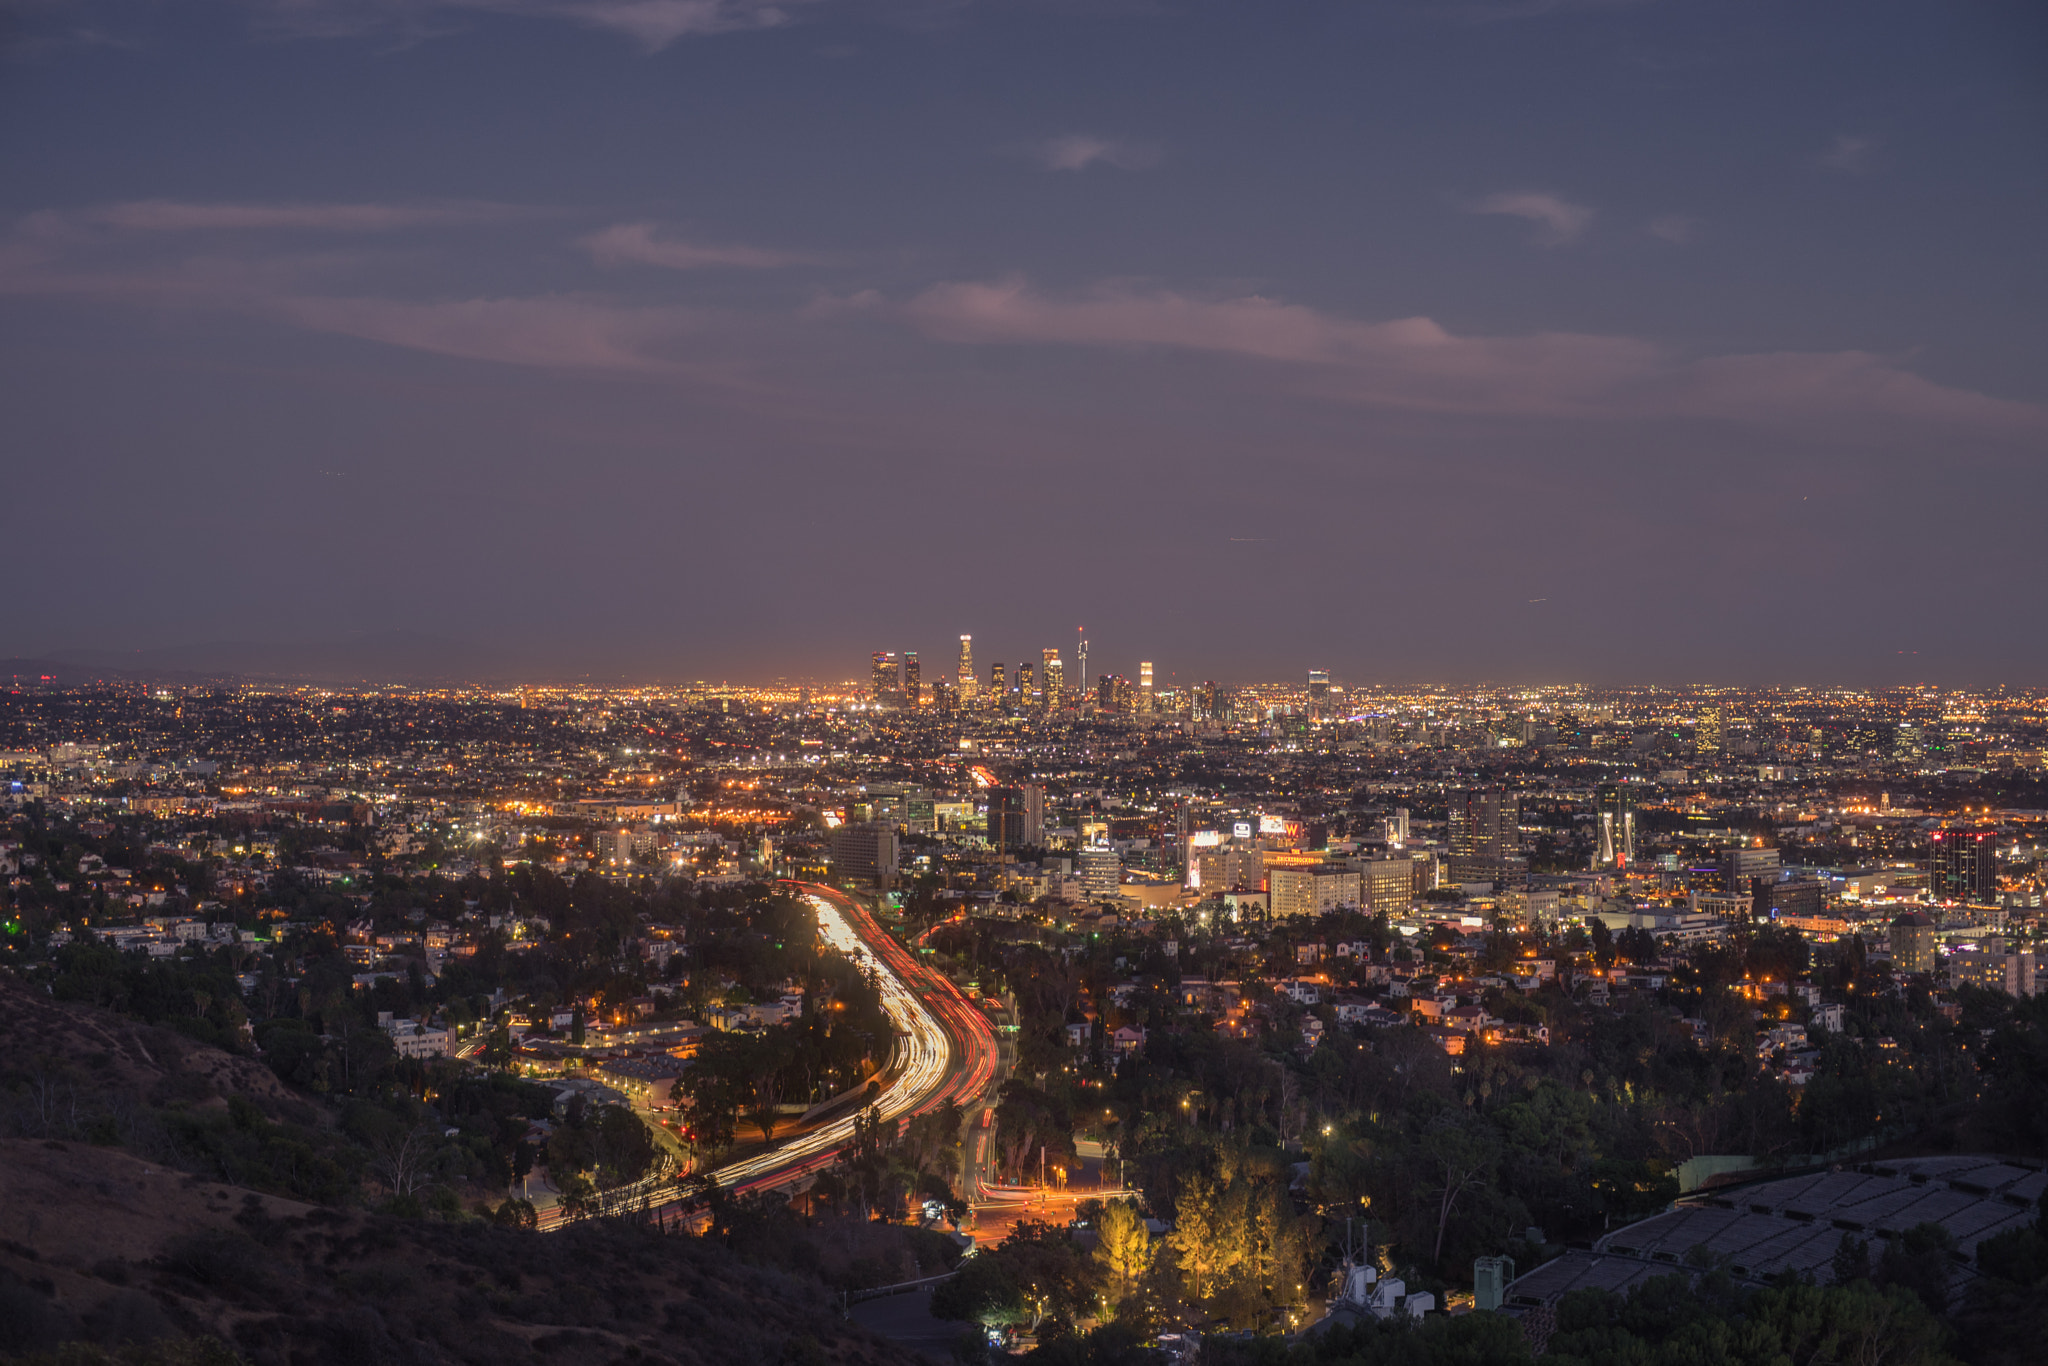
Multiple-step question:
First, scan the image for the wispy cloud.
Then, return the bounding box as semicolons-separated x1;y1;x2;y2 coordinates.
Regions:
274;292;693;370
1474;191;1593;246
1032;135;1159;172
871;277;2045;432
1821;134;1876;174
1647;214;1696;244
581;221;817;270
85;199;524;233
250;0;822;50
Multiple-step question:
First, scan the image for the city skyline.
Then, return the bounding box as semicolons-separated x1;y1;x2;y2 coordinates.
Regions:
3;2;2045;683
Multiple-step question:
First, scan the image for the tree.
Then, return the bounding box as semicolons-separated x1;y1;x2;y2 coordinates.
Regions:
368;1124;439;1201
1093;1199;1152;1308
931;1254;1026;1329
1421;1110;1497;1269
1169;1172;1247;1307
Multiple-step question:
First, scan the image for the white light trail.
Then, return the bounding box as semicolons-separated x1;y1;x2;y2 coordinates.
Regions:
701;890;952;1192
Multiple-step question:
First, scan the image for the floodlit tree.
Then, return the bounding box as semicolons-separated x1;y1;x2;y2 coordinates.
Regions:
1093;1199;1152;1307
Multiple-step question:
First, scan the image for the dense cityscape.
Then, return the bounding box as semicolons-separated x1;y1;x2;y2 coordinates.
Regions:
1;658;2044;1365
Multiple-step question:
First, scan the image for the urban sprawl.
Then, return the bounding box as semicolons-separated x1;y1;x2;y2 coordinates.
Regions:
1;655;2044;1363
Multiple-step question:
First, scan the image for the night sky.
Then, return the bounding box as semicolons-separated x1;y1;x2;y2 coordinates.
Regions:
3;1;2045;686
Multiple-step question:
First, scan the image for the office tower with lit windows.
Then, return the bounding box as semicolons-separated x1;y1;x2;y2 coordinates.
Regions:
1696;705;1723;755
1929;828;1997;903
957;635;977;700
1138;662;1154;717
1018;661;1034;709
1077;631;1088;695
1307;669;1330;724
902;651;920;705
1719;845;1781;919
870;652;898;705
1448;787;1520;886
1097;674;1133;716
1594;783;1635;869
1042;649;1064;712
829;822;898;890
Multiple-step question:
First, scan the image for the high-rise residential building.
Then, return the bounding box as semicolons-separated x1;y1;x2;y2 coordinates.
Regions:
1696;705;1723;754
902;651;920;705
870;652;898;706
1448;788;1520;886
1890;910;1937;974
1138;662;1154;717
957;635;977;700
1594;782;1636;869
1043;649;1064;712
1928;828;1997;903
1307;669;1330;724
1079;844;1120;901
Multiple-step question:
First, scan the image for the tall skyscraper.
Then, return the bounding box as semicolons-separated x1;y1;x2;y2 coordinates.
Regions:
1097;674;1132;715
1448;788;1520;886
1042;649;1064;712
870;651;898;705
902;651;920;705
957;635;977;700
1307;669;1330;724
1076;629;1088;696
1594;782;1635;869
1928;828;1997;903
1018;660;1035;708
1020;783;1046;846
990;661;1006;706
987;788;1026;852
1138;662;1154;717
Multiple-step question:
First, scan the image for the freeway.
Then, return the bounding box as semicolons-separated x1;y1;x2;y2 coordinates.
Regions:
637;881;1002;1222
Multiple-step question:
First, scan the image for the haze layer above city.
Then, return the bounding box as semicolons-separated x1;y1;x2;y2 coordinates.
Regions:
3;1;2046;685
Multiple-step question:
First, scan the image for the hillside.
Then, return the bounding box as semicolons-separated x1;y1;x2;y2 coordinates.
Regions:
0;980;927;1366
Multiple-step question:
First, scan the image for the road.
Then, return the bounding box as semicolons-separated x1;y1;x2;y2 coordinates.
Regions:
618;881;1002;1225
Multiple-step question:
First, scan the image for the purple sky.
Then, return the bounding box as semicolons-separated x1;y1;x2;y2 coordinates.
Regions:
3;0;2045;686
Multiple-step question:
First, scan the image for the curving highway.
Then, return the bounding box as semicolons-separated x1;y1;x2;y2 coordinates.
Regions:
644;881;1001;1220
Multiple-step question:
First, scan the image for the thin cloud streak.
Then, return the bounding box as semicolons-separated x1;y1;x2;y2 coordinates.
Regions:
1822;134;1877;174
88;200;528;233
1647;214;1696;244
881;278;2046;431
251;0;823;49
1032;135;1159;172
273;292;693;370
582;221;819;270
1474;191;1593;245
